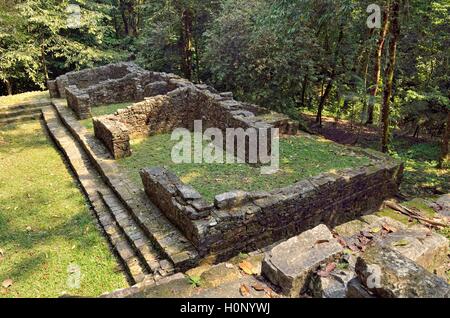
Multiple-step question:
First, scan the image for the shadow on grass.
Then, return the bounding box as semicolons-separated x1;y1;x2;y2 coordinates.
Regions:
0;121;50;155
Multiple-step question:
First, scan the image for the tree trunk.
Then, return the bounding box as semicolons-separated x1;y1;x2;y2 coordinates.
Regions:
367;5;390;125
315;79;333;126
119;0;138;37
4;79;13;95
315;23;344;126
381;0;400;153
438;109;449;169
40;41;48;83
301;75;308;107
180;8;194;80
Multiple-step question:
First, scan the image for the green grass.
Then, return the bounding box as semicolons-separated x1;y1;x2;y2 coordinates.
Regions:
0;121;127;298
117;133;371;202
79;102;133;131
383;140;449;197
0;91;49;109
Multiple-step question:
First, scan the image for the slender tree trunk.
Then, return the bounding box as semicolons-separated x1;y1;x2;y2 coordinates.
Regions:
301;75;308;107
315;24;344;126
120;0;138;37
180;8;194;80
40;40;48;83
4;79;13;95
367;6;390;125
381;0;400;153
315;79;333;126
438;109;449;169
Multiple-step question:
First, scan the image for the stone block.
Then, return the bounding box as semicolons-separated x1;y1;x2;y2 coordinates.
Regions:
376;229;449;278
262;224;343;297
355;244;449;298
214;190;249;209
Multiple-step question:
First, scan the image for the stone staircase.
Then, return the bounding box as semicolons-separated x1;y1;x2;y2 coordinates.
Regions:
0;102;48;125
42;100;200;286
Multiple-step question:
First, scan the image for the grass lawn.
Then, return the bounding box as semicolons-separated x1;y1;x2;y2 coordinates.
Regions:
0;121;127;298
0;91;50;109
79;102;134;131
118;133;371;202
387;141;449;197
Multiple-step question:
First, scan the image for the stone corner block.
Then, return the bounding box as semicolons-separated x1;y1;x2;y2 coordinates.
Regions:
261;224;343;297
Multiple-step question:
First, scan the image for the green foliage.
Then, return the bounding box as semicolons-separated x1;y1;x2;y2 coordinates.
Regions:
187;275;202;287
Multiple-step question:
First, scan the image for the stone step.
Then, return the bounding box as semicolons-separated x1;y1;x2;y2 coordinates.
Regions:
99;191;175;277
51;99;200;270
0;105;43;119
41;106;149;285
0;100;50;113
0;113;42;125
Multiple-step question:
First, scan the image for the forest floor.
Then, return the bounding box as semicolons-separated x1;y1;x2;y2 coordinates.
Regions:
301;114;450;199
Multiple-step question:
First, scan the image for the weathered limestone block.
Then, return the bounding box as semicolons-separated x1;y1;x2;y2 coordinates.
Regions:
93;116;131;159
214;190;249;209
376;229;449;278
346;277;375;298
355;244;449;298
431;193;450;217
47;80;59;98
309;269;356;298
262;224;344;297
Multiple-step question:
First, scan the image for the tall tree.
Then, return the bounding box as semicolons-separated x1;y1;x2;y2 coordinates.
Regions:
366;3;390;125
381;0;401;152
438;107;449;169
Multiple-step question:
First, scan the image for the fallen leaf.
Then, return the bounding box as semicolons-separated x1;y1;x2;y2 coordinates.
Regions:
382;224;397;233
370;227;381;234
239;284;251;297
0;248;4;256
393;239;409;247
2;279;13;289
318;262;336;277
251;283;266;291
25;226;32;232
315;239;329;244
239;260;256;275
325;262;336;273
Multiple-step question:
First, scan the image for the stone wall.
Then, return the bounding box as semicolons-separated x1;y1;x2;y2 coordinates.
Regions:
93;85;297;160
140;151;404;261
47;62;186;119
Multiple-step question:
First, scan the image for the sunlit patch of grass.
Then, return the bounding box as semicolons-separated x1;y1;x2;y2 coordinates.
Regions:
79;102;134;132
387;140;449;196
118;133;371;202
0;91;49;108
0;121;127;298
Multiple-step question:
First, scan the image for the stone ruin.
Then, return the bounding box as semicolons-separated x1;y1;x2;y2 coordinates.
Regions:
48;62;182;119
67;64;402;262
46;62;448;298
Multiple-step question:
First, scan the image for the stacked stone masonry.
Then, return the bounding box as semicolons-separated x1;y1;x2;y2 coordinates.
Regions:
49;62;403;266
140;151;403;261
93;84;297;160
48;62;182;119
